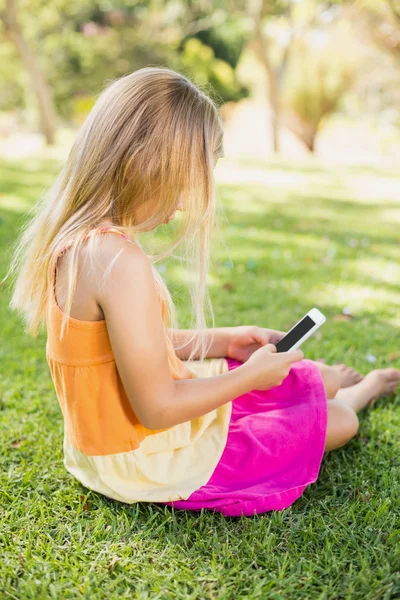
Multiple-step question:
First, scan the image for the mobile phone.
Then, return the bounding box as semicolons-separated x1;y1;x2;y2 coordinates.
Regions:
275;308;326;353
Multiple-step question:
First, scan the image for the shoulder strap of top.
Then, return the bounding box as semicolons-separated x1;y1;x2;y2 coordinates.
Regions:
94;226;132;242
55;226;133;259
50;225;137;307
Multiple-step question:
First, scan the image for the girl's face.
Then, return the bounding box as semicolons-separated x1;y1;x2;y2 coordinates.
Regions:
164;196;184;224
133;195;185;227
162;154;221;224
135;155;220;227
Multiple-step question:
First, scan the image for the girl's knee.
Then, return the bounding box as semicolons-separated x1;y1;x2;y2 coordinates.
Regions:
317;363;341;399
324;401;359;452
343;406;359;440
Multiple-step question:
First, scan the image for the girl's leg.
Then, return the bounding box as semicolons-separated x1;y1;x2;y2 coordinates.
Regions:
324;401;360;452
316;364;358;452
316;363;400;453
315;362;341;399
334;368;400;411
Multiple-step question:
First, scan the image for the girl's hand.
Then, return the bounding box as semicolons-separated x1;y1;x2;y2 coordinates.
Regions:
244;343;304;390
226;325;286;363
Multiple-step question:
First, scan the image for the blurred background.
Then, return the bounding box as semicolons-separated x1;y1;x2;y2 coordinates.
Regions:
1;0;400;165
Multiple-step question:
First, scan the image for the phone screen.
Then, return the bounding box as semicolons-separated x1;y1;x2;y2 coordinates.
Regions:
275;315;316;353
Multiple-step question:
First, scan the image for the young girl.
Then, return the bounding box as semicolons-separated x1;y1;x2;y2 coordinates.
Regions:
6;67;400;518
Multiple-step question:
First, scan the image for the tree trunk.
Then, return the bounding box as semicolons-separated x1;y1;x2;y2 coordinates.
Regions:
261;42;280;153
305;134;316;153
251;15;280;153
1;0;57;145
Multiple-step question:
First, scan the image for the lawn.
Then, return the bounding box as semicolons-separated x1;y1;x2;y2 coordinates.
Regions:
0;152;399;599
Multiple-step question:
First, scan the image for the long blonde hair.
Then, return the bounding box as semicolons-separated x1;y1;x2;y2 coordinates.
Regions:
4;66;225;363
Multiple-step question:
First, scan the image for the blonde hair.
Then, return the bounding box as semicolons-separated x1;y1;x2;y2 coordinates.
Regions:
4;66;225;362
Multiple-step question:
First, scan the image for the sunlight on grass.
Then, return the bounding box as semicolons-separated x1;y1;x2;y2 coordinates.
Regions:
348;257;400;286
216;159;400;208
312;282;400;310
380;208;400;223
341;175;400;204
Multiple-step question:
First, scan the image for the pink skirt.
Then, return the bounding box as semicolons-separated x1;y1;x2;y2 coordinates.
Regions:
159;357;328;517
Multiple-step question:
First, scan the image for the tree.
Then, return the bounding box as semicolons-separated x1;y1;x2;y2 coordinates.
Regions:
246;0;293;153
0;0;57;144
349;0;400;128
243;0;324;154
282;37;354;152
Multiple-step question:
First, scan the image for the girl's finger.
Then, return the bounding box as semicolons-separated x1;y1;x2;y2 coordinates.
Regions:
264;343;277;353
255;331;270;346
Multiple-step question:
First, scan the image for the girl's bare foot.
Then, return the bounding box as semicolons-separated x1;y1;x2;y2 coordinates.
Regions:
335;368;400;412
331;363;364;388
364;369;400;407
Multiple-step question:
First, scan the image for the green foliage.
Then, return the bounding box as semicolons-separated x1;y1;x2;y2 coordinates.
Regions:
0;0;249;123
191;17;252;68
179;38;248;105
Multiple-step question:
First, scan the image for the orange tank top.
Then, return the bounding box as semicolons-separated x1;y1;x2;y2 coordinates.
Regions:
45;226;196;456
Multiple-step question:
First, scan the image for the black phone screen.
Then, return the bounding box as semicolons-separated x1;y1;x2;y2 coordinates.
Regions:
275;315;316;353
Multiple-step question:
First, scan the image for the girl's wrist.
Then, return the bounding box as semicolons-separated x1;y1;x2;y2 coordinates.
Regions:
169;327;233;360
208;327;234;359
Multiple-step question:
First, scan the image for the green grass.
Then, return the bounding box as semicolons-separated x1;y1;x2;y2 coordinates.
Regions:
1;153;399;599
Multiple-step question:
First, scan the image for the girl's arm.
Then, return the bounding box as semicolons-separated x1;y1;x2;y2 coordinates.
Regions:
95;237;256;430
167;328;233;360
